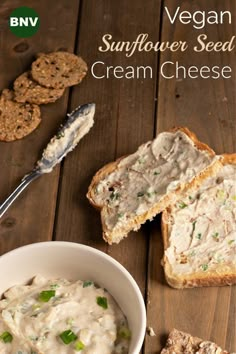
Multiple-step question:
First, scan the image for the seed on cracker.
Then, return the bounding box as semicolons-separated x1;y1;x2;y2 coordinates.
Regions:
31;51;88;89
0;89;41;142
14;71;64;104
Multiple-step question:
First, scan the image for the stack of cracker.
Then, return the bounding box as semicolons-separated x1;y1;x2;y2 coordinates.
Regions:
0;52;87;142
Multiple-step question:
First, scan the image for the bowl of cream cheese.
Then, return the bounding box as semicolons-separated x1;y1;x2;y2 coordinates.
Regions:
0;241;146;354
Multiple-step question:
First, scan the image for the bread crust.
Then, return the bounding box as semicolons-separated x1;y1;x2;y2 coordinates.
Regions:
161;154;236;289
87;127;222;244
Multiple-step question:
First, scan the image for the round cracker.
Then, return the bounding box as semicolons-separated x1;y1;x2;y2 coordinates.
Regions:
0;89;41;142
14;71;64;104
31;51;88;89
2;88;14;100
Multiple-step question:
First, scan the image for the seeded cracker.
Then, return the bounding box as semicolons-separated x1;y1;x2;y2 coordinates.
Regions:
14;71;64;104
0;89;41;142
31;52;88;89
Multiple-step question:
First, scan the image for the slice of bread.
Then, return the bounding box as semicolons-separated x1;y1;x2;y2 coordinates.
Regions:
160;329;232;354
162;154;236;288
87;127;222;244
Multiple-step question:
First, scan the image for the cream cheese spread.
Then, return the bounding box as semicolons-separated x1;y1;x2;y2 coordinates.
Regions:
0;276;130;354
37;104;95;173
164;163;236;275
0;312;33;354
93;130;215;232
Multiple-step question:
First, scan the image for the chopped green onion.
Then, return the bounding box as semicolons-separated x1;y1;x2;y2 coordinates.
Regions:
30;314;39;318
217;189;226;199
75;340;85;351
118;326;132;339
56;131;65;139
178;201;187;209
83;281;94;288
96;296;108;309
154;171;160;175
138;157;145;164
38;290;55;302
50;283;60;290
59;330;78;345
216;254;224;263
32;303;41;311
29;335;39;342
117;213;124;219
201;264;208;271
190;220;197;237
228;239;234;245
212;232;219;239
0;331;13;343
196;233;202;240
189;250;196;257
66;318;74;326
110;192;120;200
137;191;144;197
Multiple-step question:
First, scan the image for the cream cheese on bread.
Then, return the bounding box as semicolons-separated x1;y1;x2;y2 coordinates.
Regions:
91;130;217;241
164;162;236;278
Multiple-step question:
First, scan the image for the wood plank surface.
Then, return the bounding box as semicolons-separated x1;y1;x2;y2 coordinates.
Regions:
145;0;236;353
0;0;80;255
54;0;162;300
0;1;235;354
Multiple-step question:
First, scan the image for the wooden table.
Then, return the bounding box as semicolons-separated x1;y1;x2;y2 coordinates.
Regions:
0;1;235;353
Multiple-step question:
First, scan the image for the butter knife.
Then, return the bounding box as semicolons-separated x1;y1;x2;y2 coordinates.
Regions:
0;103;95;218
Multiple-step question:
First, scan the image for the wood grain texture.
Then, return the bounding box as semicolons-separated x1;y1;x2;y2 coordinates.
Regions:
54;0;162;304
156;0;236;153
0;1;235;353
0;0;80;255
146;0;236;353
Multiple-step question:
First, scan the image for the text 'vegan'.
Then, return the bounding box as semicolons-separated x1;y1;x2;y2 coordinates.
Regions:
164;6;231;29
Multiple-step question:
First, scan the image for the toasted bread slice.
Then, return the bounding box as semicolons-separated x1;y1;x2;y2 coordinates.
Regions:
87;127;222;244
161;329;232;354
162;154;236;289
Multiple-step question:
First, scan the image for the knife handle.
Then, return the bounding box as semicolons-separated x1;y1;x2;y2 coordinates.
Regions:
0;170;41;218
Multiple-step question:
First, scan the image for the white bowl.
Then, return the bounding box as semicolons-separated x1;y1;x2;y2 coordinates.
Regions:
0;241;146;354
